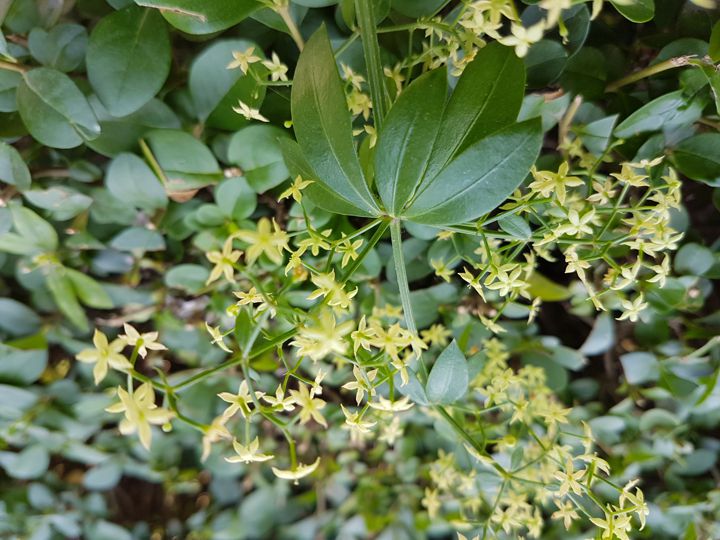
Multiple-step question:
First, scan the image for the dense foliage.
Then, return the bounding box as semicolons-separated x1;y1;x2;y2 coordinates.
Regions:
1;0;720;539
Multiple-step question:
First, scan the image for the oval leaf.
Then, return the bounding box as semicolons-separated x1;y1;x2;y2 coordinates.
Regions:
291;26;379;216
426;340;468;404
87;5;171;117
17;67;100;149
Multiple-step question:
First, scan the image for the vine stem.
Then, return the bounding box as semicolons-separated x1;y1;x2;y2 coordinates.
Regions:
355;0;390;131
276;5;304;51
390;219;510;478
606;56;692;92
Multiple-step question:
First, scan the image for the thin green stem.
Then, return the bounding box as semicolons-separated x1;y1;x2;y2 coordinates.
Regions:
606;56;693;92
355;0;390;131
276;5;304;51
0;59;27;74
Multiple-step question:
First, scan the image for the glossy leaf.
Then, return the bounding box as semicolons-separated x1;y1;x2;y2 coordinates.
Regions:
228;125;290;192
291;26;380;216
615;91;703;138
87;6;171;117
426;340;468;404
106;153;168;210
673;133;720;183
405;119;542;225
611;0;654;22
137;0;261;35
375;68;446;215
0;142;30;191
279;138;371;216
421;42;526;185
28;23;87;72
16;68;100;149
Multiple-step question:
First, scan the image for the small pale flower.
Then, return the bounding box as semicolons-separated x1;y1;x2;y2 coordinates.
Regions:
233;100;269;122
76;329;132;384
120;324;167;359
271;457;320;484
225;437;274;464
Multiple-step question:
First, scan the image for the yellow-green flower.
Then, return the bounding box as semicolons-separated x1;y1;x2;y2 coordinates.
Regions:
279;175;313;203
76;329;131;384
289;382;327;427
205;238;242;285
225;437;274;464
233;217;288;265
105;383;173;450
120;324;167;359
271;457;320;484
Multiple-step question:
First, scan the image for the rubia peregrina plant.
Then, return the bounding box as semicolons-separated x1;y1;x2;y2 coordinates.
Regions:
65;2;711;537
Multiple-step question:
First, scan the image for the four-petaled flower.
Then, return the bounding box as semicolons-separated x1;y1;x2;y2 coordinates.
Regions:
225;437;274;464
120;323;167;359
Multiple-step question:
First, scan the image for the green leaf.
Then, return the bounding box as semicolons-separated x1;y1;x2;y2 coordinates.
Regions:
560;47;607;100
165;264;209;294
46;270;88;331
137;0;261;35
110;227;166;252
189;39;266;130
10;205;58;251
375;69;446;215
0;142;30;191
83;461;123;491
291;26;379;216
579;314;615;356
28;23;87;72
526;272;572;301
391;0;448;17
66;268;113;309
0;345;47;385
426;340;468;404
87;5;171;117
0;298;41;336
620;352;660;385
421;42;526;184
215;177;256;220
17;67;100;148
0;445;50;480
228;125;290;192
672;133;720;183
0;70;22;113
404;119;542;225
106;152;168;210
611;0;654;22
698;64;720;117
23;187;93;221
279;137;371;216
674;242;715;276
145;129;222;194
710;20;720;63
87;97;180;157
498;214;532;240
614;90;703;139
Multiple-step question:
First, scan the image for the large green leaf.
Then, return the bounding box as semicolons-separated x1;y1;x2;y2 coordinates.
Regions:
421;42;525;185
291;26;380;216
614;90;703;138
672;133;720;183
404;119;542;225
28;23;87;72
426;340;468;404
228;125;290;192
374;68;446;215
136;0;262;34
106;152;168;210
87;6;171;117
16;67;100;149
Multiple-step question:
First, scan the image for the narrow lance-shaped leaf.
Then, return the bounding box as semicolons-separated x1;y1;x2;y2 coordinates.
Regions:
279;138;372;216
291;25;380;216
406;118;542;226
420;42;526;186
374;68;447;215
